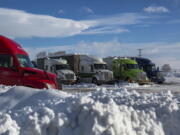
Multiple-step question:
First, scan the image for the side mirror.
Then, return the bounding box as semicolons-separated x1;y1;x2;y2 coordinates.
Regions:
91;65;94;72
31;61;37;68
123;65;127;70
157;67;159;71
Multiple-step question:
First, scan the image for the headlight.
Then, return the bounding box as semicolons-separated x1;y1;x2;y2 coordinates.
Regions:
137;72;147;80
45;83;54;89
58;74;65;79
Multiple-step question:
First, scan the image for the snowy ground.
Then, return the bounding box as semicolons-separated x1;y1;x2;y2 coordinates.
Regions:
0;72;180;135
62;75;180;94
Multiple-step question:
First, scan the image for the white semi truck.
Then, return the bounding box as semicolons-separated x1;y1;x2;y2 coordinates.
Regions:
54;54;114;85
36;53;76;84
44;58;76;84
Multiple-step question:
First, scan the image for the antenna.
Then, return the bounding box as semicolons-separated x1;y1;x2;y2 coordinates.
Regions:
137;49;143;57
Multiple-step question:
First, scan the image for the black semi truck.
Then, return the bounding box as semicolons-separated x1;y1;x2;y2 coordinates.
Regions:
130;57;165;83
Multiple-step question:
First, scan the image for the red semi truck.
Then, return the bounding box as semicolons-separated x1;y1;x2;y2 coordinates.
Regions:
0;35;58;89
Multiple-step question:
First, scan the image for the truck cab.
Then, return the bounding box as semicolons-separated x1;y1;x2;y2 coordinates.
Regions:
79;55;114;85
0;35;58;89
131;57;165;83
44;58;76;84
112;58;149;84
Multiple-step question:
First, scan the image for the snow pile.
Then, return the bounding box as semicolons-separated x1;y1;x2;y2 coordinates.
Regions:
0;86;180;135
0;113;20;134
164;71;180;84
0;85;13;93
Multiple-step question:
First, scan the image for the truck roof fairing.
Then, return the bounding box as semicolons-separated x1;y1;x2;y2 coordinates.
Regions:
0;35;28;55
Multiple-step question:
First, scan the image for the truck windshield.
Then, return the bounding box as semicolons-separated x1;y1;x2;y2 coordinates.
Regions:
56;64;70;70
17;54;34;68
94;64;107;70
126;64;139;69
146;65;156;71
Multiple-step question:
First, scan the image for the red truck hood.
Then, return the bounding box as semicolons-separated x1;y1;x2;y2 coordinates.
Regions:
22;67;57;81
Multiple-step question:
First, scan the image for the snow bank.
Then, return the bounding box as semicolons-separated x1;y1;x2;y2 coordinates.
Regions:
0;86;180;135
0;113;20;135
164;72;180;84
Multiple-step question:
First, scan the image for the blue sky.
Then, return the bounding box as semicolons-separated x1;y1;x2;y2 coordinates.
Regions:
0;0;180;68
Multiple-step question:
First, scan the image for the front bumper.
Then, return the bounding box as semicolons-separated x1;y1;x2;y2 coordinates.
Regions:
57;78;76;85
137;77;150;85
151;77;165;83
138;80;150;85
60;79;76;85
98;79;115;84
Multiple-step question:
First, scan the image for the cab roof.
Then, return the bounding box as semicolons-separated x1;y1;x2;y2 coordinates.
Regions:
113;58;137;64
0;35;28;55
130;57;154;66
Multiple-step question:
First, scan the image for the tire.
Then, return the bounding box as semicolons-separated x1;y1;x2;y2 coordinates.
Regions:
157;81;163;84
125;77;132;83
75;77;80;84
92;78;98;85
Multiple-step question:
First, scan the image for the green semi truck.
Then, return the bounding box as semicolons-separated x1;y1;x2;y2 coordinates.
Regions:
104;57;149;84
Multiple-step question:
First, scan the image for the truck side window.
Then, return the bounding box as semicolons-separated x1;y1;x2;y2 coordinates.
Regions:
0;54;13;68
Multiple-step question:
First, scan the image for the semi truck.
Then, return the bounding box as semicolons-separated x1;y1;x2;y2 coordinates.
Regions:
49;54;114;85
130;57;165;83
104;57;149;84
36;56;76;84
0;35;58;89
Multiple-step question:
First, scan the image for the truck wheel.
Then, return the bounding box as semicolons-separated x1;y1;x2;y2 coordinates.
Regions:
92;78;98;85
76;77;80;84
157;81;163;84
125;77;132;83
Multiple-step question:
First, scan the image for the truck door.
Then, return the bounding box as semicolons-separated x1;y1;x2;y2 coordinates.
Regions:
0;54;21;86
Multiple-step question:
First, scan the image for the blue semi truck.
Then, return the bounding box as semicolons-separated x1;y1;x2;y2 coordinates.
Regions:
130;57;165;83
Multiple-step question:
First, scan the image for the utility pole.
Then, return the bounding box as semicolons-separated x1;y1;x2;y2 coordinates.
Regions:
137;49;143;57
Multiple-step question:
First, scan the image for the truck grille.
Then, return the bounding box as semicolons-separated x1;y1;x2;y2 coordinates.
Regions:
104;72;113;81
65;74;74;80
138;72;147;80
